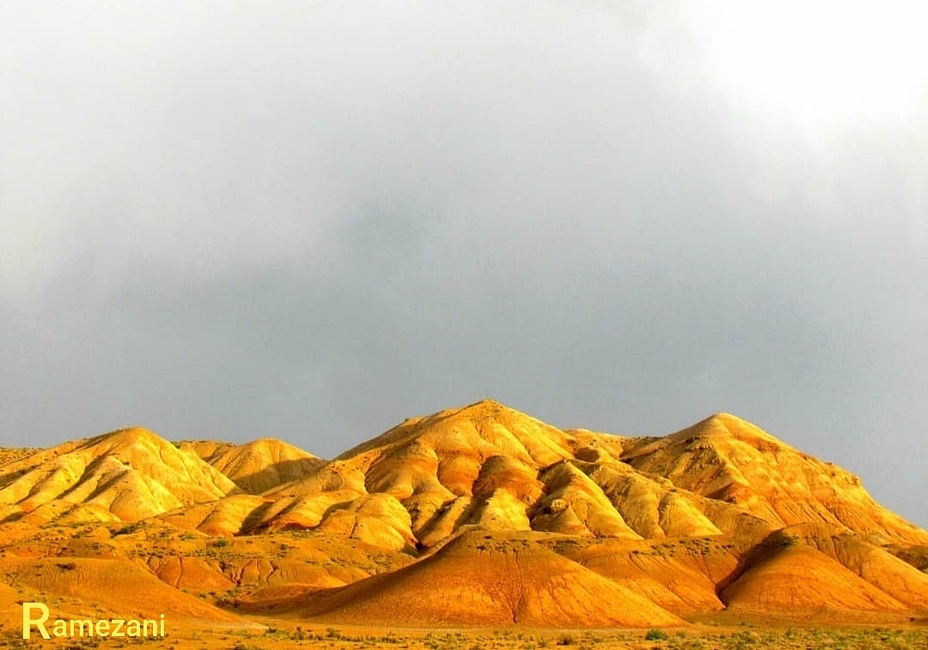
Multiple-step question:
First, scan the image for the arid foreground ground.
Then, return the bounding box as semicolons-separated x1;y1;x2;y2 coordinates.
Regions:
1;400;926;648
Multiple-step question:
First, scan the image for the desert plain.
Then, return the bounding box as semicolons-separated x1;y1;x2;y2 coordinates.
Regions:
1;399;926;649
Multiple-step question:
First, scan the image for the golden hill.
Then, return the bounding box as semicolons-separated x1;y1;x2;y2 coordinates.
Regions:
621;413;928;545
720;542;911;621
3;556;241;623
0;427;238;523
264;400;641;547
247;530;685;628
1;400;927;629
181;438;323;494
256;402;792;549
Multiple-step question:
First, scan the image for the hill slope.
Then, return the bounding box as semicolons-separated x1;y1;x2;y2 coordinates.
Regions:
621;413;928;545
182;438;323;494
257;530;685;628
0;428;238;522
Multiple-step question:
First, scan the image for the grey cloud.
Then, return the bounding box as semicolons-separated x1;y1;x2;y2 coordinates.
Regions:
1;1;926;526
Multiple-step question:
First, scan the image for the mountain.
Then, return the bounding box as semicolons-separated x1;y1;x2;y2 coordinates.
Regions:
620;413;928;545
181;438;323;494
256;401;926;552
0;427;238;523
1;400;926;629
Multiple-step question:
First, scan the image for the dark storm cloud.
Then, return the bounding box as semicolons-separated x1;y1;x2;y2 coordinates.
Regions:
1;2;926;525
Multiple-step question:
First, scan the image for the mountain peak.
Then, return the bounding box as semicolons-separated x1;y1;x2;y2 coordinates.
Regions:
684;413;788;449
449;398;524;420
185;437;323;494
89;425;162;446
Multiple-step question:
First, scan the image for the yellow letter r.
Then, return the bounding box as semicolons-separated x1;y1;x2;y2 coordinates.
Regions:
23;602;50;640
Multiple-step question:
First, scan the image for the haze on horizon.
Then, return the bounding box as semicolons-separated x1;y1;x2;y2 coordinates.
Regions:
1;1;926;527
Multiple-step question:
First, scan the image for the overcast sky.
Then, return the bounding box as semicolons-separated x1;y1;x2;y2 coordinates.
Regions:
1;1;926;527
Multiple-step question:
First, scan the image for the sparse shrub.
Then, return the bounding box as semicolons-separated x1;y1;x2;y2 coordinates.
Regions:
726;630;757;650
114;522;143;536
645;628;669;641
231;642;263;650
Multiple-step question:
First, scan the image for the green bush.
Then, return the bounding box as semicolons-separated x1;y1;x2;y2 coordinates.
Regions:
645;628;669;641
